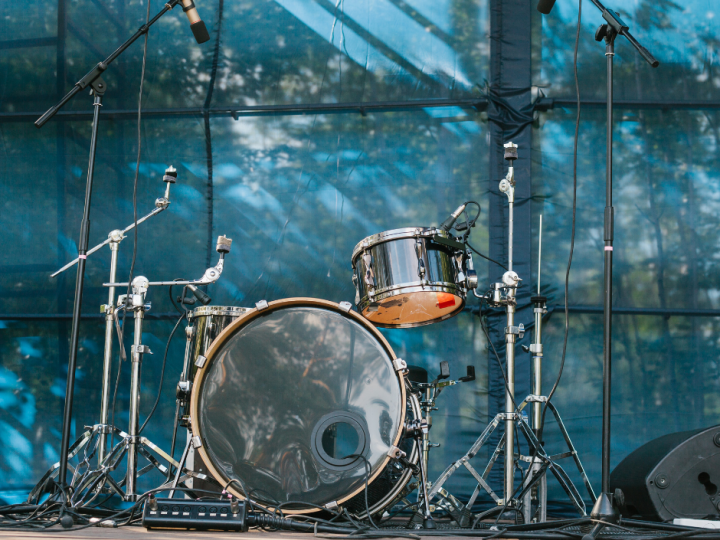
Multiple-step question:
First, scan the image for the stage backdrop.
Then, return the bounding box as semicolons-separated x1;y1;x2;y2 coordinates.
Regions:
1;0;719;515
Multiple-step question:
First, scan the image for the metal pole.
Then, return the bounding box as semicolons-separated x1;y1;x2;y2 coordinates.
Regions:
601;33;615;496
57;81;105;490
504;295;516;504
126;300;145;501
504;161;516;505
98;232;121;464
533;216;543;432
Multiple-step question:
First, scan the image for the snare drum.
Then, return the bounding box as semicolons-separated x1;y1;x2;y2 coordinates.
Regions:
351;227;471;328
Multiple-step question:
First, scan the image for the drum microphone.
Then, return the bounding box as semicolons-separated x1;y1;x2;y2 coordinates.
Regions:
440;204;467;232
179;0;210;44
537;0;556;14
188;284;212;305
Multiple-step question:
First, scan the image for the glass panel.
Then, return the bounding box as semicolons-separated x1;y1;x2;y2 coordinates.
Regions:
532;107;720;310
0;0;490;114
540;312;720;502
534;0;720;102
0;318;185;490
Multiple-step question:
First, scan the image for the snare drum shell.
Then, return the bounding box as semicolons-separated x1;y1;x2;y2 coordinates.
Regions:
351;228;466;328
187;306;251;382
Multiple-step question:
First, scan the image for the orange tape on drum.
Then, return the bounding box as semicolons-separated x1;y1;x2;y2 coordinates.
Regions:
436;292;457;310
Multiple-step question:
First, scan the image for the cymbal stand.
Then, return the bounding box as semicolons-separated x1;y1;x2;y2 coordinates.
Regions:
428;143;594;520
518;216;597;523
429;142;524;511
29;238;231;505
50;167;177;466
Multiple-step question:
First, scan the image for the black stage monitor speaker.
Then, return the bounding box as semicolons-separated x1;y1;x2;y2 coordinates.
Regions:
610;425;720;521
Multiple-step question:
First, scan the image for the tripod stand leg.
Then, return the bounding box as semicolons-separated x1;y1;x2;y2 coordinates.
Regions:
27;427;96;503
428;415;501;500
548;401;597;502
169;436;193;498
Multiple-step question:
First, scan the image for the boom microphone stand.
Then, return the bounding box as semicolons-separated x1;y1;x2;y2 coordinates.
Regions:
34;0;184;495
581;3;658;538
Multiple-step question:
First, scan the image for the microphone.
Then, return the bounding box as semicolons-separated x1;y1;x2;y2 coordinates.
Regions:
179;0;210;44
537;0;556;14
187;284;212;305
440;204;467;232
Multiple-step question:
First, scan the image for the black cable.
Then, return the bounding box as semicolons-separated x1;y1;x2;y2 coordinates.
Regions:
107;0;152;465
349;453;378;529
138;309;185;435
108;305;126;457
169;281;185;314
467;241;508;271
537;0;582;452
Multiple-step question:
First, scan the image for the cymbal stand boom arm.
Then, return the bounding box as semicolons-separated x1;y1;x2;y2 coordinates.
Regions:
51;170;177;466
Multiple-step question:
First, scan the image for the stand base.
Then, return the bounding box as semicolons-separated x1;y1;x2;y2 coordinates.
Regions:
581;492;619;540
428;398;596;523
27;423;202;507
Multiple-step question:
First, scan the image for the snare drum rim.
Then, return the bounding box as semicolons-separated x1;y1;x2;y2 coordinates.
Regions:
351;227;451;262
189;305;252;319
188;297;407;515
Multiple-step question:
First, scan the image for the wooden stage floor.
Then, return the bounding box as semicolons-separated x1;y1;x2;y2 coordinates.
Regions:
0;528;335;540
0;526;476;540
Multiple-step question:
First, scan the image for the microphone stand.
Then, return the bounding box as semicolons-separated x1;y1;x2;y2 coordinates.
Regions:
582;3;658;538
35;0;183;497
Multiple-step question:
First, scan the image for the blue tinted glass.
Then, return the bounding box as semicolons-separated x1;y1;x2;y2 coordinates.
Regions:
535;0;720;101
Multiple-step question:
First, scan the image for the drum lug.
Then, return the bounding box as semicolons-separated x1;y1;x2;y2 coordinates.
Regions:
352;270;360;305
414;238;426;282
393;358;408;373
195;355;207;368
454;253;466;284
191;436;203;449
176;380;192;400
338;301;353;313
324;501;339;511
387;445;406;459
362;252;375;291
255;299;269;311
185;325;195;340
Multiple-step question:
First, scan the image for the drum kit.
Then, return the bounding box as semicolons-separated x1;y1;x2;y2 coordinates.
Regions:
29;142;596;528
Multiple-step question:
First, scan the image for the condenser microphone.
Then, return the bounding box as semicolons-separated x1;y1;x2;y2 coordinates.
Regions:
537;0;557;14
440;204;467;232
179;0;210;44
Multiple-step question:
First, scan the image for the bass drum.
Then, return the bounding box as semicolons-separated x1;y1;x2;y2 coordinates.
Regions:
189;298;416;514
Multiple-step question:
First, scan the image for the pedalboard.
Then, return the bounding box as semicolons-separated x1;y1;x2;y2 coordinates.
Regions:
142;497;248;531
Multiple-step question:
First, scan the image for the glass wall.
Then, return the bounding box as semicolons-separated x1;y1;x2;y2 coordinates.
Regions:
0;0;492;501
1;0;719;516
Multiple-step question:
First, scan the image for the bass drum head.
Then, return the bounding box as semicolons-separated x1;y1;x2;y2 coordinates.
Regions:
189;298;406;513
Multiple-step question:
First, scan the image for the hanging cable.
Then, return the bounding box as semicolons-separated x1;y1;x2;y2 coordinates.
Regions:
538;0;582;445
